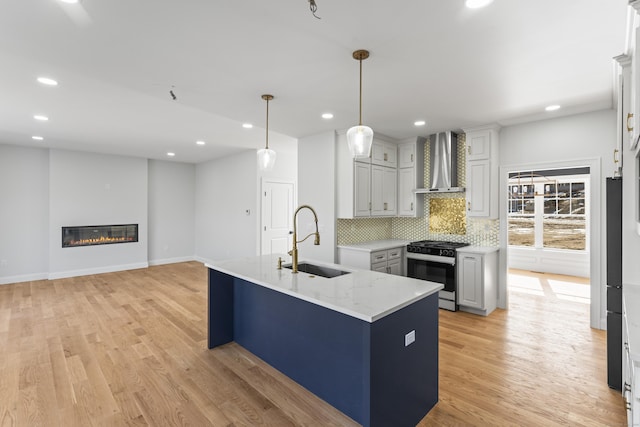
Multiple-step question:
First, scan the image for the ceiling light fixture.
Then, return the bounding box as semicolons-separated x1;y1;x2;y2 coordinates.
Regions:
257;94;276;171
34;115;49;121
545;105;561;112
167;152;175;157
196;140;206;146
347;49;373;159
59;0;80;4
243;123;253;129
465;0;494;9
322;113;334;119
414;120;426;126
32;136;44;141
37;77;58;86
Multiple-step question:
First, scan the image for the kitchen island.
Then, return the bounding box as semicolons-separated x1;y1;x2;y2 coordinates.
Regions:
206;254;442;427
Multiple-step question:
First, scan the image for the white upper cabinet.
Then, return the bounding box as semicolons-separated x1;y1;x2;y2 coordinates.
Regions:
397;137;425;217
371;137;398;168
371;165;397;216
336;131;399;218
466;131;491;161
463;125;500;219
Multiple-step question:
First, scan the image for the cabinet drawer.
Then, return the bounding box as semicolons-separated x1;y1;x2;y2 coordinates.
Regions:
387;248;402;260
371;251;388;264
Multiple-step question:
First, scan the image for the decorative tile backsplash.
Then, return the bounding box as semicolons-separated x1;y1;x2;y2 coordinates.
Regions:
429;198;466;235
337;133;500;247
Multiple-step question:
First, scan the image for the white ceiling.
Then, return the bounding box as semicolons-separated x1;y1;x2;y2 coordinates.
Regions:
0;0;629;164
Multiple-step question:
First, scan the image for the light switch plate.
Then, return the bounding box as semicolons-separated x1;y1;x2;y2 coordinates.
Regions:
405;330;415;347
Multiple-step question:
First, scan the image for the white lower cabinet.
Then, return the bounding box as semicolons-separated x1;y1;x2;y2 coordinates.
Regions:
457;247;498;316
337;243;405;276
370;248;403;275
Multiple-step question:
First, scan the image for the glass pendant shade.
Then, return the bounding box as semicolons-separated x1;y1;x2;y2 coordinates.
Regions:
257;147;276;171
347;125;374;158
257;94;276;172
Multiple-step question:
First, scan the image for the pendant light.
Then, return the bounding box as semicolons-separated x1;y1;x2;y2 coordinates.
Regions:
257;94;276;171
347;49;374;159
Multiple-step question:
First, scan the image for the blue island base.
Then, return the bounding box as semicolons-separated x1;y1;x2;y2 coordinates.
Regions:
208;268;439;427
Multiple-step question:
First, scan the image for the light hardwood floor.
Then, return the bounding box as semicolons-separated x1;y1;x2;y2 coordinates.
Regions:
0;263;626;426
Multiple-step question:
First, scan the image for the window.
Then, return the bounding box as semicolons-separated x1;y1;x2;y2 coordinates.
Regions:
508;171;588;251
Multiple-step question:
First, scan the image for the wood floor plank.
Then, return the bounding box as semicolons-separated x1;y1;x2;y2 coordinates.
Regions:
0;263;627;426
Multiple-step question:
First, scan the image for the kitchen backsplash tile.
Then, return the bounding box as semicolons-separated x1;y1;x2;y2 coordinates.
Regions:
429;198;466;235
338;133;500;247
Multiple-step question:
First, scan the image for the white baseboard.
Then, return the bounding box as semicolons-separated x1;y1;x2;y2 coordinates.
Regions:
48;262;149;280
0;272;49;285
148;256;196;266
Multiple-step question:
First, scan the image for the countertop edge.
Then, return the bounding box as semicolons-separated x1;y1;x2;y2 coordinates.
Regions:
337;239;412;252
206;257;442;323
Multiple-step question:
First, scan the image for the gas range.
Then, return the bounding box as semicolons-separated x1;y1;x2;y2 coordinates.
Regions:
406;240;470;258
405;240;470;311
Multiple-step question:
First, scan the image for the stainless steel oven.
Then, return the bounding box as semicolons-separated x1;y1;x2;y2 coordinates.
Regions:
405;240;469;311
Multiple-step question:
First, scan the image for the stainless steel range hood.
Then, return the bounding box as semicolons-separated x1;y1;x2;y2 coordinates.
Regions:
415;131;465;194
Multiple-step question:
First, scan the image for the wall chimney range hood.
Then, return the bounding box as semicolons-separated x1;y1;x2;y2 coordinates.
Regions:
415;131;465;194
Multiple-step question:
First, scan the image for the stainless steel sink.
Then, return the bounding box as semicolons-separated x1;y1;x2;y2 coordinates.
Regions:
283;263;351;278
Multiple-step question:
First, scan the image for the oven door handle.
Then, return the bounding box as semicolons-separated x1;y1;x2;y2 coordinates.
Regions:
406;253;456;265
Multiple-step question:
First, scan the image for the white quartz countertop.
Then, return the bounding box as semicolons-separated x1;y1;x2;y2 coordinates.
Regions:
457;246;499;254
624;284;640;361
337;239;412;252
206;254;442;323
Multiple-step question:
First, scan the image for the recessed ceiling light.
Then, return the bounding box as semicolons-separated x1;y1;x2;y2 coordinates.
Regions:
37;77;58;86
34;115;49;121
322;113;334;119
465;0;493;9
545;105;561;112
196;140;206;146
167;152;175;157
414;120;426;126
59;0;79;4
32;136;44;141
242;123;253;129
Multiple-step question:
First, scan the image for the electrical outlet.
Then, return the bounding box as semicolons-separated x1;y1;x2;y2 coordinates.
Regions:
405;330;415;347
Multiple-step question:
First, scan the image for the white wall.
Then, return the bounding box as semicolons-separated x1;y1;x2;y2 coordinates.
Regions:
0;145;49;284
297;131;337;263
48;150;149;278
195;151;258;263
499;109;617;329
194;137;297;264
148;160;195;265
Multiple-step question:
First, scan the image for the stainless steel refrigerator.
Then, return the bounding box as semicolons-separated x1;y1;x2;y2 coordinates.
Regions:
607;177;622;391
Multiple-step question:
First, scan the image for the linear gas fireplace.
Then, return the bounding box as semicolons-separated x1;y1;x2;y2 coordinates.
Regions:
62;224;138;248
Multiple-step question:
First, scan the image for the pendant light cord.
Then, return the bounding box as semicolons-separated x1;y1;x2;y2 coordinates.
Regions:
265;97;270;150
358;58;362;126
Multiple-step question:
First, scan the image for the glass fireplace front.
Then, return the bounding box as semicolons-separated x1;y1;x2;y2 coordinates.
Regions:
62;224;138;248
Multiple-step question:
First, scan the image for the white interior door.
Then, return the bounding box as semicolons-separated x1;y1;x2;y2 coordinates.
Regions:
261;180;294;256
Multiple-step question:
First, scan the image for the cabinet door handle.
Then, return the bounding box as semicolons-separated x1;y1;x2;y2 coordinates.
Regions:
384;153;388;161
468;145;471;155
375;255;384;260
628;113;634;132
410;154;414;162
384;202;388;210
411;202;414;211
614;148;620;164
467;201;471;211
